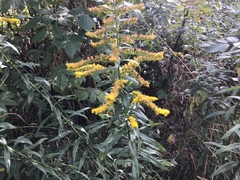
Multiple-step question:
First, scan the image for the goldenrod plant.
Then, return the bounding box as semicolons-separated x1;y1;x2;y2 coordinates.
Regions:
66;0;171;178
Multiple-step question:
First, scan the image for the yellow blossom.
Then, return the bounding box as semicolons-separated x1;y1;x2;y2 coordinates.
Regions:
88;6;111;15
120;17;138;27
75;64;105;78
132;91;170;116
85;28;106;38
155;108;170;117
90;40;105;47
120;35;135;44
129;116;139;129
109;55;118;62
66;54;110;71
132;70;150;87
131;34;156;41
92;79;128;115
103;16;115;26
0;17;20;24
119;3;145;13
167;134;176;144
92;101;112;115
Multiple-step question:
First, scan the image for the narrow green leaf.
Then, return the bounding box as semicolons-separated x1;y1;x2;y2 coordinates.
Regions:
4;148;10;173
72;139;80;163
203;111;225;120
211;162;239;177
48;130;73;142
222;124;240;140
0;122;16;132
215;143;240;154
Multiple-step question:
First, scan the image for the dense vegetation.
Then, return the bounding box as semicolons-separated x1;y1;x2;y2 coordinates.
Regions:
1;0;240;179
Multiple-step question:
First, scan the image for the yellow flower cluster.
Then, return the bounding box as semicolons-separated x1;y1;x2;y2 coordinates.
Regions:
90;40;105;47
88;6;111;15
74;64;105;78
135;49;164;61
85;28;106;38
0;17;20;24
103;16;115;26
129;116;139;129
132;70;150;87
121;48;164;62
120;35;135;44
92;79;128;114
132;91;170;117
131;34;156;41
120;17;138;27
119;3;145;13
66;54;110;70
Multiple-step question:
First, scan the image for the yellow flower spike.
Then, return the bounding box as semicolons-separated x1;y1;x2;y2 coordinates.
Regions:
0;17;21;24
85;28;106;38
103;16;115;26
131;34;156;41
120;17;138;27
119;3;145;13
90;40;105;47
155;108;170;117
92;79;128;115
132;91;170;117
74;64;105;78
120;35;135;44
109;55;119;62
129;116;139;129
92;101;112;115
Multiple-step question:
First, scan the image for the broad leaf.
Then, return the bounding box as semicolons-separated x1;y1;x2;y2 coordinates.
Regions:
78;14;95;31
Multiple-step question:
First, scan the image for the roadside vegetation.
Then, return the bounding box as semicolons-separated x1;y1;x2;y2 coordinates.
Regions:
0;0;240;179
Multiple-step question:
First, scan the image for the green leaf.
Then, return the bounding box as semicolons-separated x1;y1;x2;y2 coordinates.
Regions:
211;162;239;177
64;41;79;59
85;120;108;134
161;14;169;26
14;136;33;146
77;91;89;101
54;108;63;133
2;0;25;13
31;138;48;149
203;111;226;120
222;124;240;140
215;143;240;154
55;73;68;91
78;14;95;31
48;130;73;142
32;162;48;178
224;105;236;121
78;151;88;171
0;122;16;132
140;132;166;152
32;27;47;43
4;148;11;173
52;26;63;39
90;93;96;103
206;44;229;53
24;16;41;30
43;52;52;65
